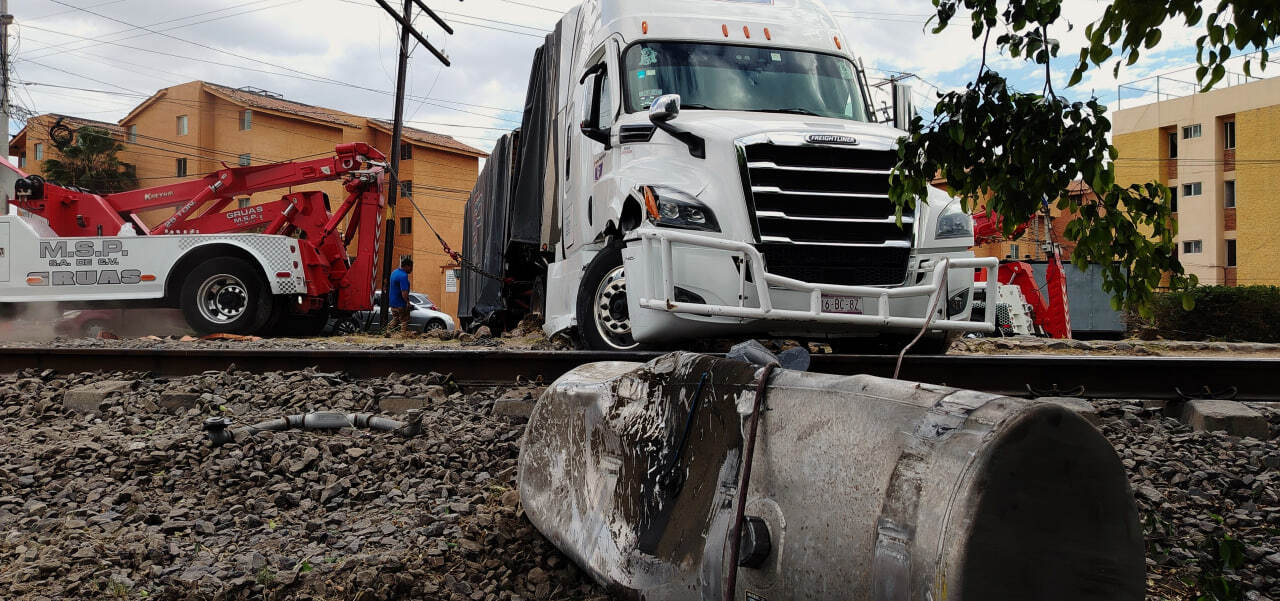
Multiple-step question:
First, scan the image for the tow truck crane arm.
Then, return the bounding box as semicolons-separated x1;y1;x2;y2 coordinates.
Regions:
14;143;385;238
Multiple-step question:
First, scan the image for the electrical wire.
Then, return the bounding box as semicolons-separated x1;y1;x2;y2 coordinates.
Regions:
13;80;497;166
15;24;525;121
20;0;302;63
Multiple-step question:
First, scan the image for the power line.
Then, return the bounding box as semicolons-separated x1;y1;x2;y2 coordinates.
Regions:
13;80;499;156
21;0;301;63
17;16;525;121
22;0;128;22
14;38;521;124
494;0;568;15
333;0;552;37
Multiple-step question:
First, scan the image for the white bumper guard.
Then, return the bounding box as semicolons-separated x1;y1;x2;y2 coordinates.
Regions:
634;230;999;333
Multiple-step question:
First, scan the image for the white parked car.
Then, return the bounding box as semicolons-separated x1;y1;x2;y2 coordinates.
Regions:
330;291;456;334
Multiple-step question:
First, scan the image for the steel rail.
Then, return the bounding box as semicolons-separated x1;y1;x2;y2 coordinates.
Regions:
0;347;1276;401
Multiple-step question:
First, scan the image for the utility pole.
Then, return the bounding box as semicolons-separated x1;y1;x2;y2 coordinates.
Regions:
1;0;10;146
1;0;13;216
372;0;454;328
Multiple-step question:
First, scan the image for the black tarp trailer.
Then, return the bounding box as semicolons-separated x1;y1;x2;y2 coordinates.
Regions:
459;23;562;332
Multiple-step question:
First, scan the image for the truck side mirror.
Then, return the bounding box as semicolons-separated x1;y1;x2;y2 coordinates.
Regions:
579;66;612;148
892;82;915;131
649;94;681;124
647;94;704;159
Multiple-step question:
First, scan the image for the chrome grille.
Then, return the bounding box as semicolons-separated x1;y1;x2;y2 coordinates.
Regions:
739;137;913;286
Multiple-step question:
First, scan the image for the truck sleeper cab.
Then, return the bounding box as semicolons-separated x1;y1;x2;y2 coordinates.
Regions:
461;0;998;351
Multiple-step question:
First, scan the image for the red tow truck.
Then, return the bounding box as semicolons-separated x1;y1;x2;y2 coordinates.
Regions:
0;144;389;336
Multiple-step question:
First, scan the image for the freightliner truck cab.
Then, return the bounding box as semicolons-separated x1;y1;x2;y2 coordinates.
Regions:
460;0;998;351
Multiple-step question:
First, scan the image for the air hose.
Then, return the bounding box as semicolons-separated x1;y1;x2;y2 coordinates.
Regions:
203;411;421;447
724;362;778;601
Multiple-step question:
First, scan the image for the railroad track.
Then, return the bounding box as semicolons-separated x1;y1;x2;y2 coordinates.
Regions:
1;346;1276;401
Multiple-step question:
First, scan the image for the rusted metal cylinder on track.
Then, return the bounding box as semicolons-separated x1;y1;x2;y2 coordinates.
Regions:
518;352;1144;601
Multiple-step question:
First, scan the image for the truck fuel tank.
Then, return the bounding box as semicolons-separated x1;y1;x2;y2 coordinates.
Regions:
517;352;1144;601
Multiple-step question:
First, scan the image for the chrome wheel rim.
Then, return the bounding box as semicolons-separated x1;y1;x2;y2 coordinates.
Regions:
197;274;249;325
592;265;638;350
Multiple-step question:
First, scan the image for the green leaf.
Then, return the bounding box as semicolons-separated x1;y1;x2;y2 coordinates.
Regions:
1182;293;1195;311
1144;28;1162;49
1089;43;1113;64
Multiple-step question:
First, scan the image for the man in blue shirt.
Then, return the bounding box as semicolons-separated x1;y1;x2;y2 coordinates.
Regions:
385;256;413;336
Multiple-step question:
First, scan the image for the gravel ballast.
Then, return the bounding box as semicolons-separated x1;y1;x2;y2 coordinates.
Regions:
0;366;1275;600
0;367;598;601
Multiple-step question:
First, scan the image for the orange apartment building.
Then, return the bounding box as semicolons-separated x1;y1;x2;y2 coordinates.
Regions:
9;81;486;320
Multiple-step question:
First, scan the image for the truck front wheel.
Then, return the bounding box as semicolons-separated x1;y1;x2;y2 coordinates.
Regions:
180;257;272;335
576;247;641;352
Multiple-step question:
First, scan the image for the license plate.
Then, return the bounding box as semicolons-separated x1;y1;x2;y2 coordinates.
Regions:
821;295;864;314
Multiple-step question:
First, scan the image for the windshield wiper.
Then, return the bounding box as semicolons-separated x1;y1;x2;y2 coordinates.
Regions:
739;107;824;117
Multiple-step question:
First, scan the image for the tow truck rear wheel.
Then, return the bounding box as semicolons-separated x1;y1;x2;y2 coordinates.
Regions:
180;257;272;335
576;247;642;352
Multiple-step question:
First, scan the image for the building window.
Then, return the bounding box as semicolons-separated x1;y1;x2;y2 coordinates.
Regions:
176;158;188;177
399;217;413;234
1167;131;1178;158
240;110;252;131
17;156;25;168
237;198;251;209
1008;243;1020;260
1170;187;1178;212
1183;240;1203;254
238;153;251;167
177;115;189;136
399;143;413;160
445;268;459;293
1225;181;1236;208
1226;239;1237;267
1182;124;1202;139
127;125;138;143
1182;182;1202;197
1223;121;1236;149
399;180;412;198
34;143;43;161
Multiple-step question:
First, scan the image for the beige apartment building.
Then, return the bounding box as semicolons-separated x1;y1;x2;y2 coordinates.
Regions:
10;81;486;319
1113;76;1280;287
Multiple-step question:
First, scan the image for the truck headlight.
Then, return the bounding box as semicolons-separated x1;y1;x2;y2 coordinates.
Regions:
935;201;973;240
638;185;720;232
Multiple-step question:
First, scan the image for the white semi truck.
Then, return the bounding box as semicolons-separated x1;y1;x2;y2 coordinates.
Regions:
460;0;998;351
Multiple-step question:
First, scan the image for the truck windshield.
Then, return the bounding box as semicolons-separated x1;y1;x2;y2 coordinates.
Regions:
622;42;869;121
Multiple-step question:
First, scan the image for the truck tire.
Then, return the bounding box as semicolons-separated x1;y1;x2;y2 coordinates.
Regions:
334;316;363;335
576;247;642;351
180;257;272;335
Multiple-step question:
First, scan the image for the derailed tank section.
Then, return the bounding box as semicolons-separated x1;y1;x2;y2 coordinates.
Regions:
518;352;1145;601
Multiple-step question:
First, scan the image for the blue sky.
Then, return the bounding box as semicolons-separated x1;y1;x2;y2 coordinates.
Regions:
5;0;1276;155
